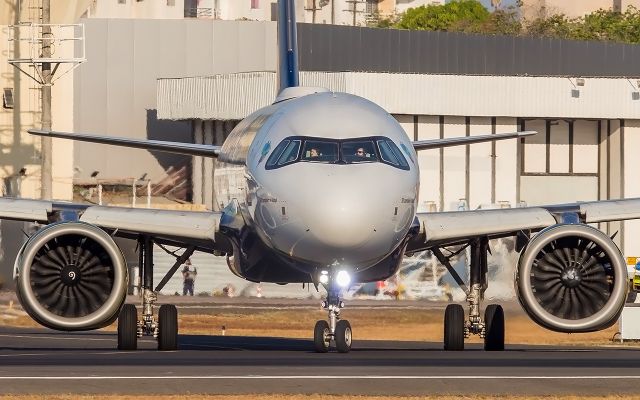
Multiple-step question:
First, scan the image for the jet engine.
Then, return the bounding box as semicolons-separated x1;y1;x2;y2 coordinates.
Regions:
15;222;128;331
516;223;627;333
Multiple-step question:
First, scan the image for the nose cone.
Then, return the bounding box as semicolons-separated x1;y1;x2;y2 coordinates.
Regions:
306;191;374;249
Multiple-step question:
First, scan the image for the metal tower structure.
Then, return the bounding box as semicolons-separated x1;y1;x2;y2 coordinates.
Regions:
7;0;86;199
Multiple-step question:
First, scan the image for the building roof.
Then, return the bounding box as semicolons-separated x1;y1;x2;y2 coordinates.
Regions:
157;71;640;120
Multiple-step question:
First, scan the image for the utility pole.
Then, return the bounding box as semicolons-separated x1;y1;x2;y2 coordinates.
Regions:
41;0;53;200
306;0;319;23
344;0;363;26
331;0;335;24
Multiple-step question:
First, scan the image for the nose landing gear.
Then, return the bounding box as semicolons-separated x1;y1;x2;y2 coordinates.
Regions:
313;284;352;353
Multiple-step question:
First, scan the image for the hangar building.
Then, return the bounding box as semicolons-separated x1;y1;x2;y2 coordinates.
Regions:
150;23;640;258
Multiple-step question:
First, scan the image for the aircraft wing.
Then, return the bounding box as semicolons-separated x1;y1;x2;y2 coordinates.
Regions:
29;129;221;158
412;131;536;151
0;197;231;253
406;198;640;251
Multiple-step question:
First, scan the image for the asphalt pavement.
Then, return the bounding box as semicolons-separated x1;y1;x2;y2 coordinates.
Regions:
1;325;640;396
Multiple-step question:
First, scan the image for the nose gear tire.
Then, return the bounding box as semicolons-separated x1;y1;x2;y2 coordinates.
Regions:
444;304;465;351
117;304;138;351
158;304;178;351
334;320;352;353
484;304;505;351
313;320;331;353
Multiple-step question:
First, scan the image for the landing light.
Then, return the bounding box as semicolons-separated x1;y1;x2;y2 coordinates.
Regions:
336;270;351;288
319;270;329;285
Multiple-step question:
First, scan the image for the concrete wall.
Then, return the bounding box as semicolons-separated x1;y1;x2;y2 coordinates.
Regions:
73;18;276;182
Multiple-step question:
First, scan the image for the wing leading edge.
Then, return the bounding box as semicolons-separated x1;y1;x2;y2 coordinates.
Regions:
407;198;640;252
29;129;221;158
0;197;230;253
412;130;536;151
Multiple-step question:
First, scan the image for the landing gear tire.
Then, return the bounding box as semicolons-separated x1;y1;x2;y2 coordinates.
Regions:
444;304;464;351
117;304;138;351
158;304;178;351
334;320;352;353
314;320;331;353
484;304;505;351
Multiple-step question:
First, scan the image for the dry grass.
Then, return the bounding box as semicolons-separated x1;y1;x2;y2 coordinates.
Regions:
119;309;618;345
3;396;640;400
1;305;624;346
169;308;620;346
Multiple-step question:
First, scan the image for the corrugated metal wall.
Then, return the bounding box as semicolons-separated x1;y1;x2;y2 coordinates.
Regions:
158;71;640;121
297;23;640;78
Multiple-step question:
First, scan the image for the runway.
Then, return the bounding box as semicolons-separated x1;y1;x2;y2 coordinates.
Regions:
1;326;640;396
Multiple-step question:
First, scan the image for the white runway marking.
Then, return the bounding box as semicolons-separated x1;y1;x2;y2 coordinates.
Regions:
0;334;115;342
0;351;148;358
0;375;639;380
0;333;155;344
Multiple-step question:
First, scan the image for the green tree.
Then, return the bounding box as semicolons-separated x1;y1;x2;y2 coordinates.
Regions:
577;6;640;43
381;0;640;45
524;13;576;40
395;0;491;32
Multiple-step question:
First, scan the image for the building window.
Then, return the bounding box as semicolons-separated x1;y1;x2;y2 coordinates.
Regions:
251;0;260;9
118;0;126;4
2;88;13;109
167;0;175;5
520;118;598;176
366;0;378;14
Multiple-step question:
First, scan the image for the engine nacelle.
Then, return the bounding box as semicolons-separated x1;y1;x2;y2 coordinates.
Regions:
516;223;627;333
15;222;128;331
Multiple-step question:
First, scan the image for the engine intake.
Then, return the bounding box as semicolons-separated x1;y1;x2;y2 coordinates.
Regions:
516;223;627;333
15;222;127;331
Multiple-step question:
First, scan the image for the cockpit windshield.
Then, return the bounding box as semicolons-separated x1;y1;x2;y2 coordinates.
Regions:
301;140;339;162
265;136;410;170
342;140;378;163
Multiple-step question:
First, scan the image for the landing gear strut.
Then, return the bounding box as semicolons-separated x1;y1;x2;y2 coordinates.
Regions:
313;274;352;353
117;236;189;351
436;238;505;351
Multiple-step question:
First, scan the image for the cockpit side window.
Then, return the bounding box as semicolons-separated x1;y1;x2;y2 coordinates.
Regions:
276;140;301;166
265;140;290;168
377;139;410;170
378;140;399;166
388;140;409;168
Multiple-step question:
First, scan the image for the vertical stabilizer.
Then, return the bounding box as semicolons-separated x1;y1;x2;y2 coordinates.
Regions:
278;0;300;93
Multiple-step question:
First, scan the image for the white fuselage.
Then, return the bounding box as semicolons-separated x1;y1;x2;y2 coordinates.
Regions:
214;91;419;280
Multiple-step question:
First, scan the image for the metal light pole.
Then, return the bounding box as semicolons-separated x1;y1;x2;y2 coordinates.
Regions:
41;0;52;200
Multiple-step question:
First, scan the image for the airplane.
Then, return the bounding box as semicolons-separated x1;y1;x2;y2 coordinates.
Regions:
5;0;639;353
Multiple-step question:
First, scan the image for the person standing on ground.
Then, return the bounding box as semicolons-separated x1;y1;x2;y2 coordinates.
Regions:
182;258;197;296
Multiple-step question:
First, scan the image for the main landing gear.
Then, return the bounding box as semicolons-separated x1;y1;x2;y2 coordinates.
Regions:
313;271;353;353
436;237;505;352
117;236;195;351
